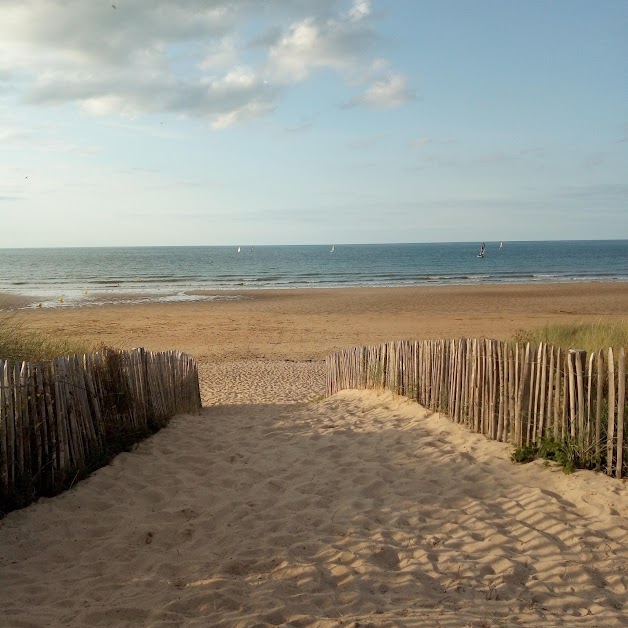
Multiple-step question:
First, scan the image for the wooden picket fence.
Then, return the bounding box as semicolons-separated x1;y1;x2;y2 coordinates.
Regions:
0;348;202;512
326;339;628;478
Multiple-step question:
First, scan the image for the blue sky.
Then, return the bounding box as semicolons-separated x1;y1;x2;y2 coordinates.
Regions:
1;0;626;247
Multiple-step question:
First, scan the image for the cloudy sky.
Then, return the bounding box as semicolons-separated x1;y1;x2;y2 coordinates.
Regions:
1;0;626;247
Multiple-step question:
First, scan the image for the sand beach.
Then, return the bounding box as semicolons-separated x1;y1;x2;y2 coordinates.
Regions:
12;282;628;362
2;283;628;626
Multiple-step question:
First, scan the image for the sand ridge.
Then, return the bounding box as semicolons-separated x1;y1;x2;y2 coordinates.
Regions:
2;384;628;627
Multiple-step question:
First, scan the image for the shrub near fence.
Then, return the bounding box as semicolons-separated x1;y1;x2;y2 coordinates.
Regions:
326;339;628;479
0;348;202;513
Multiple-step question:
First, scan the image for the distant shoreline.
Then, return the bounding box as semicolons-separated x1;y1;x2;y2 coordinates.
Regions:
3;277;628;311
2;278;628;311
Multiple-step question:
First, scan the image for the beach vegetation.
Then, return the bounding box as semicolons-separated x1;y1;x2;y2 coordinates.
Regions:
511;443;539;464
512;434;611;474
513;321;628;353
0;311;91;362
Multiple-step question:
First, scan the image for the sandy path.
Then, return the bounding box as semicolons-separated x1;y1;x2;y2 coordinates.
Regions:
2;388;628;627
198;361;325;406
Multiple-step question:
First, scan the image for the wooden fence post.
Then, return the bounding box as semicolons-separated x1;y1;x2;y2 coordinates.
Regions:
617;348;625;479
608;348;615;476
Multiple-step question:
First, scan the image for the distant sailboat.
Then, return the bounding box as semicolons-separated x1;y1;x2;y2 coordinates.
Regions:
499;241;503;249
237;246;241;253
477;242;486;258
330;245;335;253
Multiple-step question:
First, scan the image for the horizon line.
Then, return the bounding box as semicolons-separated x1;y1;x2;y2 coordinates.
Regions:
1;238;627;250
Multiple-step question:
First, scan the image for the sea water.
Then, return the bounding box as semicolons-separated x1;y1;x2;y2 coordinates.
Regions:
0;241;627;308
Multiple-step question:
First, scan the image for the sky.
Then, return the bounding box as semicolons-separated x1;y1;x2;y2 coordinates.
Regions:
0;0;626;247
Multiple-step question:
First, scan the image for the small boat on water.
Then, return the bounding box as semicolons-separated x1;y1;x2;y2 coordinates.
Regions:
330;245;335;253
499;241;503;249
477;242;485;258
237;246;241;253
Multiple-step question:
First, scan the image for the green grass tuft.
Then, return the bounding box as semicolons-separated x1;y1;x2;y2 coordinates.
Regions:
512;320;628;353
0;311;92;362
512;436;599;474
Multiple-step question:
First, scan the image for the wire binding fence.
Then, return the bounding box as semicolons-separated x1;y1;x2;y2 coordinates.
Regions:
0;348;202;513
326;339;628;478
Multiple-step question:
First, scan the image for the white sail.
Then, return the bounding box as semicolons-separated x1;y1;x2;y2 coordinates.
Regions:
330;245;335;253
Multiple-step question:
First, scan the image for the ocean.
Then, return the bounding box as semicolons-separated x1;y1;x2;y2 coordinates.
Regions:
0;241;627;309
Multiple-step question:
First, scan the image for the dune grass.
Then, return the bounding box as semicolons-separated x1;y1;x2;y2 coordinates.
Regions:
0;312;91;362
513;320;628;353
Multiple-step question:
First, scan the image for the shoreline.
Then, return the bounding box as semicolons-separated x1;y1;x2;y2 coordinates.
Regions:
3;277;628;311
8;282;628;364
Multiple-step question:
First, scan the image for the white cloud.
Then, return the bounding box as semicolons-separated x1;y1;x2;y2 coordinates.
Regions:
351;74;414;109
199;37;239;71
349;0;371;21
266;6;376;84
0;0;409;127
211;102;276;130
268;18;329;81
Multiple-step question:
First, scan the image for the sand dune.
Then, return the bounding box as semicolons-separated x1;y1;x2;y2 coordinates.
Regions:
2;372;628;626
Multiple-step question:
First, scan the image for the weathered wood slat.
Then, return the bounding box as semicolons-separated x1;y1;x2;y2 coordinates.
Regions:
27;363;39;484
463;339;471;427
34;364;49;492
13;362;24;483
0;360;8;492
586;352;594;462
554;348;562;440
607;348;616;476
507;344;515;442
595;350;604;471
617;348;625;479
574;350;586;446
546;346;555;440
7;361;16;486
538;343;547;440
531;343;542;444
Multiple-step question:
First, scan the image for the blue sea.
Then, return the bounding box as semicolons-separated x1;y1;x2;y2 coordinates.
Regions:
0;241;627;309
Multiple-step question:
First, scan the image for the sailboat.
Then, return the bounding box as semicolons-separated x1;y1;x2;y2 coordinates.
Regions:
330;245;335;253
237;246;241;253
477;242;485;258
499;241;503;249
